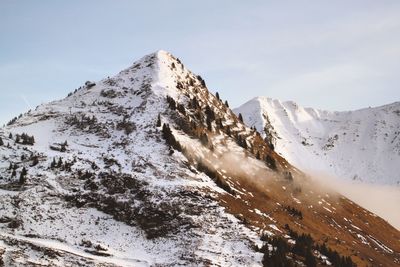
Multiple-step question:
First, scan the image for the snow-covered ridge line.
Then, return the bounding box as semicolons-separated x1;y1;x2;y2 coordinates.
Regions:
235;96;400;185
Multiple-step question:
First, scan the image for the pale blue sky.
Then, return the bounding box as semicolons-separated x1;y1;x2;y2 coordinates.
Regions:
1;1;400;125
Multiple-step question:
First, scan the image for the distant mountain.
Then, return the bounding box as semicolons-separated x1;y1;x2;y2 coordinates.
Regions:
235;96;400;186
0;51;399;266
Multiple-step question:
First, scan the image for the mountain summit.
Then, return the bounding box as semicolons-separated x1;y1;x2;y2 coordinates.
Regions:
0;51;399;266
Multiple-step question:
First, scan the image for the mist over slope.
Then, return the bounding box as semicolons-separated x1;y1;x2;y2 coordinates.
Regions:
308;171;400;230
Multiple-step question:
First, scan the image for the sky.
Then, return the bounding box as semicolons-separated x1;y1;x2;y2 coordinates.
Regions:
1;1;400;125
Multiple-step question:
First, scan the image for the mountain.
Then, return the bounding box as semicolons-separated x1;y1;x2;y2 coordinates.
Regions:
234;96;400;186
0;51;399;266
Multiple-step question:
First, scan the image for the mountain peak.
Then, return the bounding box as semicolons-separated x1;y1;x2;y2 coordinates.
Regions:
141;49;178;67
1;51;399;266
154;49;172;58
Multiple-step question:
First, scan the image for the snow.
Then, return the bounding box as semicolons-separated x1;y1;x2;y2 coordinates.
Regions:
235;96;400;186
0;233;150;267
323;207;333;213
351;224;362;231
268;224;282;233
357;234;370;246
1;50;398;266
0;51;263;266
367;235;394;254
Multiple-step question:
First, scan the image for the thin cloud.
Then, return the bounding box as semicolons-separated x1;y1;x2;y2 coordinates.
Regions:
20;94;32;110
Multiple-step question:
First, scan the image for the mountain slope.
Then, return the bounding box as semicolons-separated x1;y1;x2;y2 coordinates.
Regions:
0;51;399;266
235;96;400;186
0;51;262;266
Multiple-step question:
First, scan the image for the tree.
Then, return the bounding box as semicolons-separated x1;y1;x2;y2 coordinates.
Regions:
205;105;215;121
237;135;248;149
190;97;199;110
197;75;206;87
91;161;97;170
265;155;277;170
0;137;3;146
60;143;67;152
216;118;223;130
57;157;63;168
162;123;182;152
216;92;220;100
19;167;27;184
316;243;356;267
262;237;294;267
238;113;244;122
166;96;176;110
177;103;186;115
224;100;229;107
305;250;317;267
156;114;161;127
226;126;231;136
50;158;56;169
26;135;35;145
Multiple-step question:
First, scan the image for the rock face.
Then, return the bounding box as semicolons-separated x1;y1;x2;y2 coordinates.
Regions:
0;51;399;266
235;96;400;186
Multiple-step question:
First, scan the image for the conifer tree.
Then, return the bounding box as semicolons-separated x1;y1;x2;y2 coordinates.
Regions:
305;250;317;267
238;113;244;122
19;167;27;184
57;157;63;168
226;126;231;136
156;114;161;127
216;118;223;129
265;155;277;170
50;158;56;169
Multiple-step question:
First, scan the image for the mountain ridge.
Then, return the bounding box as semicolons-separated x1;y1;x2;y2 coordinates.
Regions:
235;96;400;185
0;51;399;266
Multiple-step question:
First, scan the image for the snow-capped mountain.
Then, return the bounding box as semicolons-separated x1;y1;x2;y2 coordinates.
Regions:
235;96;400;186
0;51;399;266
